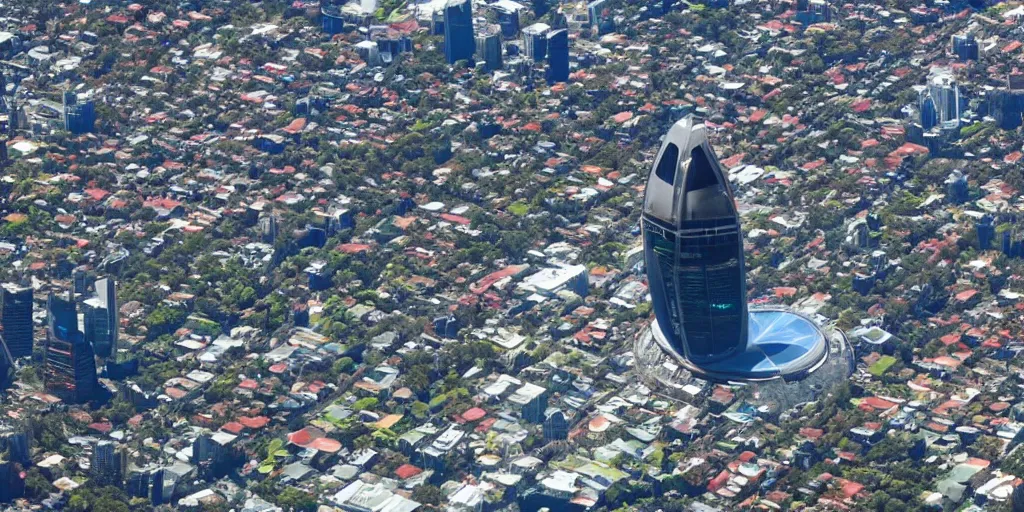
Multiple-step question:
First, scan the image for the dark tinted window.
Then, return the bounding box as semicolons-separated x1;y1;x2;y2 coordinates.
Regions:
655;143;679;184
686;146;719;192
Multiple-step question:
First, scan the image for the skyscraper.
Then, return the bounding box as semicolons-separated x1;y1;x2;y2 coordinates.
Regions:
522;23;550;62
44;293;97;403
0;460;24;503
322;4;345;35
952;33;979;62
63;89;96;135
495;1;521;37
475;25;503;71
83;278;117;359
641;116;828;380
643;117;747;364
0;284;32;358
91;440;124;485
920;68;961;130
946;170;969;204
443;0;474;65
545;29;569;84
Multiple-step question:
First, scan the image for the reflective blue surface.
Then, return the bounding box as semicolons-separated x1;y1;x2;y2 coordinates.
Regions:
654;309;827;380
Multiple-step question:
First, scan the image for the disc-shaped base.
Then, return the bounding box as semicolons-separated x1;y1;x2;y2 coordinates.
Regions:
634;307;854;410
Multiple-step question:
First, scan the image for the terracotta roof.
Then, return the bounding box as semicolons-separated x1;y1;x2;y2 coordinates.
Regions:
238;416;271;429
221;421;245;435
461;407;486;422
395;464;423;480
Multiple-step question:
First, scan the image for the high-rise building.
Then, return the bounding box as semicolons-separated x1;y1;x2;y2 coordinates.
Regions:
0;428;29;465
587;0;614;34
643;117;748;364
83;277;117;358
193;431;239;479
259;212;278;244
952;33;979;62
91;440;124;485
63;89;96;135
919;68;961;130
946;170;969;204
128;465;166;505
494;1;521;37
475;25;503;71
919;95;937;130
72;267;89;297
44;293;97;403
0;284;31;358
641;116;828;380
978;214;995;251
322;5;345;35
545;28;569;83
0;460;24;503
443;0;475;64
522;23;550;62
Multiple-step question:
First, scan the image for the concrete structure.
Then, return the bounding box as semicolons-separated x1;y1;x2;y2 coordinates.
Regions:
920;68;961;130
475;24;503;71
0;283;31;358
443;0;475;64
522;23;550;62
83;277;116;358
62;89;95;134
952;33;979;61
545;29;569;83
639;116;836;382
44;293;97;403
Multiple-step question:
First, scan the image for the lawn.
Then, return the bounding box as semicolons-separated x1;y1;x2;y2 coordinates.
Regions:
508;201;530;216
868;355;897;377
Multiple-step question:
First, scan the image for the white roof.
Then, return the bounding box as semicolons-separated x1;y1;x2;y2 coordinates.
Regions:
509;382;547;405
419;201;445;212
449;484;484;507
541;470;579;494
492;0;525;11
519;264;587;293
333;481;421;512
210;431;238;446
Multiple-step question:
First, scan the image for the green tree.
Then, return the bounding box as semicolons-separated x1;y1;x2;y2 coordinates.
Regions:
411;484;443;505
275;487;317;512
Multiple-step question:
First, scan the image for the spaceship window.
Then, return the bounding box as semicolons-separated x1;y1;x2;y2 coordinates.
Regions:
686;146;719;192
655;143;679;185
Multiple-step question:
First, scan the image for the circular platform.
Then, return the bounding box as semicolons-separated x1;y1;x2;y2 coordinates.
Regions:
634;307;854;411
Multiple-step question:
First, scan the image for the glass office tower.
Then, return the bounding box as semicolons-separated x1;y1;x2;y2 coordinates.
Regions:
643;116;747;364
641;116;830;381
443;0;475;64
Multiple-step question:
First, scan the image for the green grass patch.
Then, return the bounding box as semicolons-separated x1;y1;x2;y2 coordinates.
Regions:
868;355;898;377
508;202;530;216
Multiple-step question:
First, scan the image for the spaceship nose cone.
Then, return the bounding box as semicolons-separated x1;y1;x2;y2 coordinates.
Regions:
643;116;736;226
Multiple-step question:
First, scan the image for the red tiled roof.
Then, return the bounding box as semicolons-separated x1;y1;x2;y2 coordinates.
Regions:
611;111;633;124
461;407;486;422
288;428;314;447
221;421;245;435
310;437;342;452
282;118;308;135
238;416;271;429
336;243;372;254
88;421;113;434
395;464;423;480
83;188;110;201
860;397;898;410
